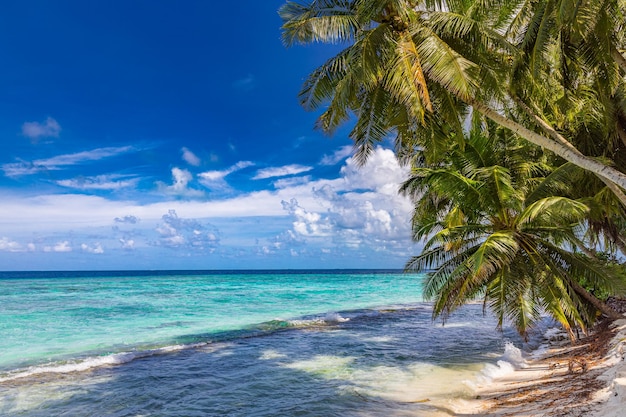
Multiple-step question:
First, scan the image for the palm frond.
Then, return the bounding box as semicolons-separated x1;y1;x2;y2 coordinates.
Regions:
384;31;432;123
413;24;480;101
279;0;359;46
349;85;393;165
518;196;589;229
298;48;350;111
541;241;626;296
525;162;578;203
471;231;519;278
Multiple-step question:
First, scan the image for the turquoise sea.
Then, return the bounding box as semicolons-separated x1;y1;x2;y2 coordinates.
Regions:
0;270;530;416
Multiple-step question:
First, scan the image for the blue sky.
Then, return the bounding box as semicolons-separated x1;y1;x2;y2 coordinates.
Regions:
0;1;418;270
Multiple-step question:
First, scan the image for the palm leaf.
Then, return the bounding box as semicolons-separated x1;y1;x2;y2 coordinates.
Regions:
518;196;588;229
349;85;393;165
412;24;480;101
279;0;359;46
298;49;350;111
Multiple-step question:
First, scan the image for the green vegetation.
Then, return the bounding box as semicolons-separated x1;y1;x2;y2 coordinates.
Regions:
280;0;626;338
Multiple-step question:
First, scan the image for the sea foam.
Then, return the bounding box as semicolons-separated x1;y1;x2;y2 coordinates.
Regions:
0;342;208;383
472;342;527;385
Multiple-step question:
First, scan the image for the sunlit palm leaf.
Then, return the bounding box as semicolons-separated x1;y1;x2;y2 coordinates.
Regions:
279;0;359;45
518;197;588;229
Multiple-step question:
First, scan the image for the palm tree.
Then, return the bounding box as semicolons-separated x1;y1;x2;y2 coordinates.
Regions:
401;128;624;339
506;0;626;203
528;162;626;258
279;0;626;197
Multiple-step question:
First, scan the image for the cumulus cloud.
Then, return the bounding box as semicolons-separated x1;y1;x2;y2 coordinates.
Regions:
119;238;135;250
57;174;139;190
21;117;61;141
253;164;313;180
0;237;23;252
281;198;332;237
319;145;353;166
274;147;415;254
181;147;201;166
44;241;72;253
81;243;104;254
2;146;136;177
339;147;409;192
0;146;417;266
114;215;140;224
157;167;204;197
154;209;220;251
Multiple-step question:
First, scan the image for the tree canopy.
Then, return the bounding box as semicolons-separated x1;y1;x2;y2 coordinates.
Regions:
280;0;626;337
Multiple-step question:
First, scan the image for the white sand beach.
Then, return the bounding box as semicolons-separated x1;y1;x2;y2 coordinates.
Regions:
459;314;626;416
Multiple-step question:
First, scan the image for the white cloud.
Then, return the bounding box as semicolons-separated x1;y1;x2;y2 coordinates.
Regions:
154;209;220;251
339;147;408;192
114;215;140;224
281;199;331;237
197;161;255;195
0;147;418;266
0;237;23;252
2;146;136;177
157;167;204;197
320;145;353;166
181;147;201;166
273;176;313;189
21;117;61;141
57;174;139;190
119;238;135;250
258;229;306;256
81;243;104;254
44;241;72;253
198;161;254;182
0;148;408;230
274;147;414;252
253;164;313;180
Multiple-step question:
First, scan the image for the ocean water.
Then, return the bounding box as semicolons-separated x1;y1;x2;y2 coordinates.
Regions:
0;270;527;416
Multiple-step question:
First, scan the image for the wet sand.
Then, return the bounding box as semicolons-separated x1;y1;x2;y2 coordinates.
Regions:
462;309;626;416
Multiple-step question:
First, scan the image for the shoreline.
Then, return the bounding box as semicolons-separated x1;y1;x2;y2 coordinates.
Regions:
458;315;626;416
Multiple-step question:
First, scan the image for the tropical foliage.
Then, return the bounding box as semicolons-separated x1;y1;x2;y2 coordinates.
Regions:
401;125;625;339
279;0;626;194
280;0;626;337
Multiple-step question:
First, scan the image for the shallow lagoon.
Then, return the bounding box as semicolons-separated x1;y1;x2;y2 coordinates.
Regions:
0;271;523;416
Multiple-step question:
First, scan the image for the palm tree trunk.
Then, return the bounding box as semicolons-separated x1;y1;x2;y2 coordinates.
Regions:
600;178;626;208
514;97;626;207
569;279;623;320
573;240;598;259
466;97;626;192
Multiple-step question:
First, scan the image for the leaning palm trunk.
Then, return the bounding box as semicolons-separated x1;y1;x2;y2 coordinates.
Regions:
568;279;623;320
513;98;626;207
467;98;626;195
